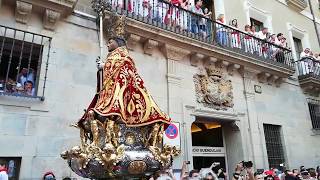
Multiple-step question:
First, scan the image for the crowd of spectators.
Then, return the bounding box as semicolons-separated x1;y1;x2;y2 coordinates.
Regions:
149;161;320;180
298;48;320;75
0;67;36;97
109;0;291;63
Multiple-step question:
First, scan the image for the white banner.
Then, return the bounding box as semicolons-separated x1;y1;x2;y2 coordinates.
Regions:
192;146;225;157
163;122;181;148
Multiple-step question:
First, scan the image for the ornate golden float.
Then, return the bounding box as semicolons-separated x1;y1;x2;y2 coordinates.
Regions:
61;1;180;179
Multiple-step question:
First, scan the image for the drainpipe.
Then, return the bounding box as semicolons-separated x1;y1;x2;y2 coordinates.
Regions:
308;0;320;47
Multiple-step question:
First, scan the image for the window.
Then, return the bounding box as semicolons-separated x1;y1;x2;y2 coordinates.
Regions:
0;157;21;180
263;124;285;168
307;99;320;130
0;25;51;99
293;37;303;60
250;18;264;32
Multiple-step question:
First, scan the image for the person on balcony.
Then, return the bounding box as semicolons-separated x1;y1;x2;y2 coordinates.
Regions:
152;0;167;23
190;0;204;36
180;0;191;32
313;53;320;76
299;48;314;75
257;27;269;57
202;8;212;40
244;25;254;54
230;19;241;49
216;14;228;46
250;25;260;55
164;0;180;27
133;0;152;18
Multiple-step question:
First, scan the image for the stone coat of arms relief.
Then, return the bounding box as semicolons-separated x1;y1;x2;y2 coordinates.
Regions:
193;63;234;110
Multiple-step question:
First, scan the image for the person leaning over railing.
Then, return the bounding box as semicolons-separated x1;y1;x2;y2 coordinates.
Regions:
244;25;254;54
312;53;320;76
179;0;191;32
299;48;315;75
190;0;204;35
152;0;167;23
203;8;212;40
272;33;287;63
230;19;241;49
215;14;228;46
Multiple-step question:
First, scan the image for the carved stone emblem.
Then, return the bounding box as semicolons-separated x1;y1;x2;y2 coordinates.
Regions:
193;64;234;110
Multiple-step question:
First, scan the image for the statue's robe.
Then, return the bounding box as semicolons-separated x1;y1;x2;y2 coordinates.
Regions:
79;47;170;127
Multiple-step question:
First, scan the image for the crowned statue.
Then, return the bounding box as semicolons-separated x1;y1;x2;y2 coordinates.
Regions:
61;6;180;179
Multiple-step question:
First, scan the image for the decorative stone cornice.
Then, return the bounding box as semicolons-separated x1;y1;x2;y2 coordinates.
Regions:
143;39;158;55
22;0;77;16
15;1;32;24
161;44;190;61
127;34;141;50
10;0;78;30
298;76;320;95
226;63;241;76
50;0;77;8
257;72;271;83
286;0;307;12
190;53;204;66
43;9;61;30
267;75;278;85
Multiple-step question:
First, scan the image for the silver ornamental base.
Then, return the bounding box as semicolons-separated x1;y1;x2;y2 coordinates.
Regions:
63;123;170;179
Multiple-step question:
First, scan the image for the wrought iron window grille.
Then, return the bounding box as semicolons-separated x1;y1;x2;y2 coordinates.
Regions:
0;25;51;101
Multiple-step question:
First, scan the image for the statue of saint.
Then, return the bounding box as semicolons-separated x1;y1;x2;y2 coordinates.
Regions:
78;23;170;128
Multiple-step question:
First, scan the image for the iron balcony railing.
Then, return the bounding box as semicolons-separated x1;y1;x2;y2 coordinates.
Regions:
0;25;51;100
307;98;320;130
98;0;294;68
296;57;320;79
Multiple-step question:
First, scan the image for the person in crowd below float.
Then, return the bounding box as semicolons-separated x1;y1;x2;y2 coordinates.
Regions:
43;172;56;180
0;162;8;180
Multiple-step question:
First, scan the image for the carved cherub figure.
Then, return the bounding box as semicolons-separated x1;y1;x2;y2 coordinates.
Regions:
149;144;172;167
105;120;120;147
147;123;160;147
61;146;89;170
98;143;125;171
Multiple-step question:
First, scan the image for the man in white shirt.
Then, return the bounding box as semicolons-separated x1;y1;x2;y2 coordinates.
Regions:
300;48;311;59
299;48;313;75
0;162;8;180
257;27;268;40
275;33;283;46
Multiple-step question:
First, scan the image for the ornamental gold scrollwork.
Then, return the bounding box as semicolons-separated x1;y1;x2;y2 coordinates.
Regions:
149;144;181;167
62;115;124;172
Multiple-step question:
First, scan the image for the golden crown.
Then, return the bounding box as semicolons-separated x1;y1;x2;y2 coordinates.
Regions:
104;12;127;40
205;65;223;77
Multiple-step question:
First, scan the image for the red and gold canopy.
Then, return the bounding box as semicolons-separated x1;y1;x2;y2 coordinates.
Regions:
80;47;170;127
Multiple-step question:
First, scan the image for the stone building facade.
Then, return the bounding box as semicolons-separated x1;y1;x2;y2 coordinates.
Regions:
0;0;320;179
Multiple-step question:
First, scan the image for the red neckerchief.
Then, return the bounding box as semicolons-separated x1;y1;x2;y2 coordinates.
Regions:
195;4;201;10
0;167;7;173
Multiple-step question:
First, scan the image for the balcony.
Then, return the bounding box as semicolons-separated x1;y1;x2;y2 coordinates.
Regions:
286;0;308;12
296;57;320;95
99;0;295;83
